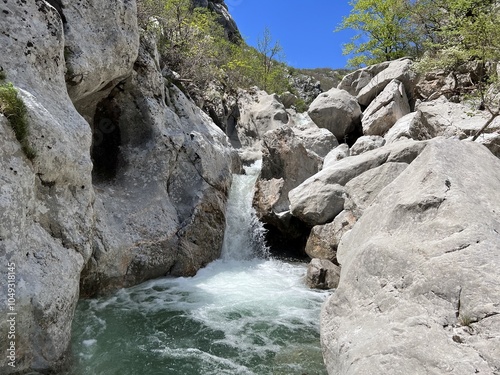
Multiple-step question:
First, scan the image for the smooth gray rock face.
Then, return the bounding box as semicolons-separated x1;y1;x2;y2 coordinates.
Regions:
63;0;140;120
321;139;500;375
416;96;495;138
305;210;357;262
345;162;409;217
362;79;411;136
306;259;341;290
384;110;439;144
475;131;500;158
253;112;337;230
290;112;339;158
257;126;323;215
350;135;386;156
323;144;350;169
289;183;347;226
357;58;417;107
0;3;235;373
308;88;361;141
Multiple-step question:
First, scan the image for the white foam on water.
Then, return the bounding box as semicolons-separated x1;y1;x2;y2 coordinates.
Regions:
68;159;329;375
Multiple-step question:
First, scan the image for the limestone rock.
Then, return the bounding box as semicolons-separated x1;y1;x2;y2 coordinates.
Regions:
289;183;347;226
384;110;439;144
416;96;495;138
323;144;350;169
357;58;417;107
257;126;322;214
305;210;357;262
475;131;500;158
288;140;427;226
0;2;93;373
234;89;289;157
350;135;386;156
321;139;500;375
308;88;361;141
81;35;235;294
306;259;341;290
338;61;392;96
345;162;409;217
362;79;411;136
62;0;140;120
254;113;337;222
289;112;339;158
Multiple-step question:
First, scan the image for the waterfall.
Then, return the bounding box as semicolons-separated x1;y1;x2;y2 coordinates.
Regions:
221;160;268;260
67;160;329;375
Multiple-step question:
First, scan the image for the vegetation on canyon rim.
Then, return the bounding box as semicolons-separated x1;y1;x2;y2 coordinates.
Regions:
137;0;291;97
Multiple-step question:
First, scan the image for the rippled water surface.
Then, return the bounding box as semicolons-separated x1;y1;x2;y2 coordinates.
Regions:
68;161;329;375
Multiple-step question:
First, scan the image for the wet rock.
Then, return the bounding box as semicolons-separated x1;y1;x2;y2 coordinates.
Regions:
305;210;357;262
306;259;341;289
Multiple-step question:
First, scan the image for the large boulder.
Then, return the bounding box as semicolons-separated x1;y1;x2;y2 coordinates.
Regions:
257;126;323;215
350;135;386;156
362;79;411;136
416;96;495;138
308;88;361;141
345;162;409;217
323;144;350;169
384;110;439;144
289;140;427;226
338;61;392;96
253;115;337;254
321;139;500;374
357;58;417;107
289;183;347;226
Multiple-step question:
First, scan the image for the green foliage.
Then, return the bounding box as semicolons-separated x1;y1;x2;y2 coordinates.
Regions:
337;0;421;67
0;70;5;81
0;81;36;160
137;0;289;95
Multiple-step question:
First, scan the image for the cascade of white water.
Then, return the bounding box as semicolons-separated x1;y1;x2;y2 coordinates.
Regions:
68;160;329;375
221;160;268;260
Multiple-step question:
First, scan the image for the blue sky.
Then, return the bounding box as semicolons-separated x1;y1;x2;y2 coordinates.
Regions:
228;0;355;69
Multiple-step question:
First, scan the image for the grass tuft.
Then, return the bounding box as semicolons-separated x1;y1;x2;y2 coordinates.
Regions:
0;81;36;160
459;314;474;327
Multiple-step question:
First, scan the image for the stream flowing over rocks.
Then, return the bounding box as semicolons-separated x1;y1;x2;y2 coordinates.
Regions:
1;1;500;374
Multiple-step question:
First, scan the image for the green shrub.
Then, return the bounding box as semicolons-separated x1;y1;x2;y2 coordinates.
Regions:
0;82;36;160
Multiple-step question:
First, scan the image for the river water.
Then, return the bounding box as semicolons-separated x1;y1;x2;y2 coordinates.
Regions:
68;162;329;375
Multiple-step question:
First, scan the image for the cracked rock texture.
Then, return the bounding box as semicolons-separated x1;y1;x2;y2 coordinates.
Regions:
0;1;235;373
321;139;500;375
